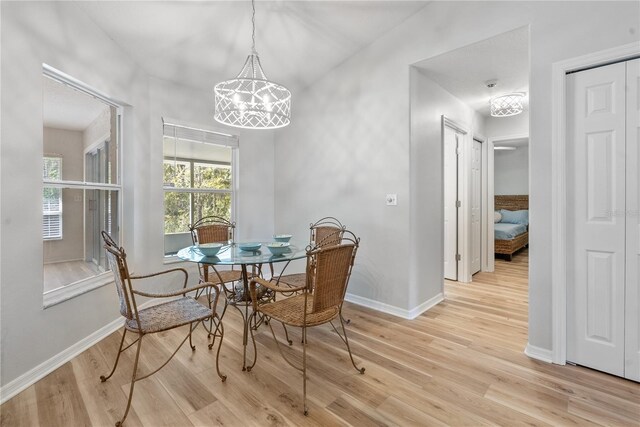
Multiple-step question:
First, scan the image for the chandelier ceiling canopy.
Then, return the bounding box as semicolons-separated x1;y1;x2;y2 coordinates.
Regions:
214;0;291;129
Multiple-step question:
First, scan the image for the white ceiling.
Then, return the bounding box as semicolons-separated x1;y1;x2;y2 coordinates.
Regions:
414;26;529;117
43;76;110;131
77;1;429;96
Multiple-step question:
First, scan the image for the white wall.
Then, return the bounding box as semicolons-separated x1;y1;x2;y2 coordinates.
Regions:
0;2;276;388
485;109;529;138
274;1;639;354
494;146;529;195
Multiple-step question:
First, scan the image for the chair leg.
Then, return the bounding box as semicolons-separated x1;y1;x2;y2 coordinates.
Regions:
282;322;293;346
100;328;128;383
207;314;227;381
116;333;143;427
189;322;195;351
246;312;259;372
339;315;365;374
302;325;308;416
208;313;223;350
340;312;351;325
208;289;229;340
214;316;227;382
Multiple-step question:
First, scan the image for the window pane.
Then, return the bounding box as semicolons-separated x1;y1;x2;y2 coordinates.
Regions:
84;189;119;269
43;189;118;293
43;157;62;180
164;191;190;234
162;128;235;258
43;185;62;239
193;163;231;190
85;139;118;185
193;192;231;221
43;187;62;213
163;160;191;188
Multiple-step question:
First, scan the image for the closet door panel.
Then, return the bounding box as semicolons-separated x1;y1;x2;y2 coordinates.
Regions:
625;58;640;382
567;61;626;377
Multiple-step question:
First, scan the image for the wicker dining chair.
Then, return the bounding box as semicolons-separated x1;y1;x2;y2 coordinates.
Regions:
100;231;226;426
189;215;243;291
270;216;346;291
249;230;364;415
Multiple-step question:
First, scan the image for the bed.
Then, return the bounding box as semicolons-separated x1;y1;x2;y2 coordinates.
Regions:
494;195;529;261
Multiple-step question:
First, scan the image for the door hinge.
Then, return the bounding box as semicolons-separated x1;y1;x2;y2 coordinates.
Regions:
456;254;461;261
456;200;462;208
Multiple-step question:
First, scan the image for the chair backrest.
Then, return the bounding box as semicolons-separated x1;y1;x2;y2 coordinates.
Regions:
307;230;359;313
190;216;235;245
310;217;345;248
102;231;134;319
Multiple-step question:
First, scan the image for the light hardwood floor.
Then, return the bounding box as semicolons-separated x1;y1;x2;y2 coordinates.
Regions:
2;250;639;426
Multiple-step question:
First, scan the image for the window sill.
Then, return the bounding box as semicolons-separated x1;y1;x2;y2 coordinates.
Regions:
43;272;113;308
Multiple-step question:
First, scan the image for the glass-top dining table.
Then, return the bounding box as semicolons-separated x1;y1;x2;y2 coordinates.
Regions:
176;242;307;370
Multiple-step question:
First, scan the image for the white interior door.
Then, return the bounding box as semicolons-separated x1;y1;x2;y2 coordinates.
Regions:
567;61;627;377
444;125;458;281
625;58;640;382
470;139;482;275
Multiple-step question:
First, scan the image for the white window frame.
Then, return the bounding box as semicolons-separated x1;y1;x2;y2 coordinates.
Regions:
42;64;124;308
162;120;238;262
43;155;63;240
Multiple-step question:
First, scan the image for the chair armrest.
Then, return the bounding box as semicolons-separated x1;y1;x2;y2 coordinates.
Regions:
132;282;221;309
249;277;306;310
130;267;188;289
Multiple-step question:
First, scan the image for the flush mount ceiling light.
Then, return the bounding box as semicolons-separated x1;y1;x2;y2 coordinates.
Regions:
486;80;525;118
214;0;291;129
490;93;525;117
494;146;518;151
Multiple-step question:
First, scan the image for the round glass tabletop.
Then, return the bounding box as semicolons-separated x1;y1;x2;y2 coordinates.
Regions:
176;242;308;265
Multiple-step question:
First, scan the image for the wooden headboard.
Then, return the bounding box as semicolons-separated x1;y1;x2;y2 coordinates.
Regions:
495;195;529;211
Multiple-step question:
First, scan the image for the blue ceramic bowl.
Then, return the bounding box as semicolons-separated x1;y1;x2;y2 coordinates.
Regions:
198;243;224;256
267;242;291;255
239;242;262;252
273;234;292;243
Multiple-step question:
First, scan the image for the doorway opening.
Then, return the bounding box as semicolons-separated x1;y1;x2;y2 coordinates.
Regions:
413;26;530;284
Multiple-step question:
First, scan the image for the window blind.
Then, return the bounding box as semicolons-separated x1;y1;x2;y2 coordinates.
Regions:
163;122;239;148
43;156;62;239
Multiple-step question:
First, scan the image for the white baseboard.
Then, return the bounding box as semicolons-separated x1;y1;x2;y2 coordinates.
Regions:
345;292;444;320
0;298;170;404
524;342;553;363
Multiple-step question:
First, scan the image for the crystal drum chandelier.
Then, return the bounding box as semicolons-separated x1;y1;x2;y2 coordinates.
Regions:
214;0;291;129
490;93;524;117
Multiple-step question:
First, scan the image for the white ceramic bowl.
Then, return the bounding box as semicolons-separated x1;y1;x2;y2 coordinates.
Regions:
273;234;292;243
267;242;291;255
239;242;261;252
198;242;224;256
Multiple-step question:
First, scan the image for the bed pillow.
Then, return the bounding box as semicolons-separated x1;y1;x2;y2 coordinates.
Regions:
494;211;502;223
500;209;529;226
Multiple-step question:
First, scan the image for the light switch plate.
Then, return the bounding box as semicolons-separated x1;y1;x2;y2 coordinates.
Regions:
386;194;397;206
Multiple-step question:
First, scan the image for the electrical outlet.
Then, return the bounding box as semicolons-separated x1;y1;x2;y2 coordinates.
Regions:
386;194;397;206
